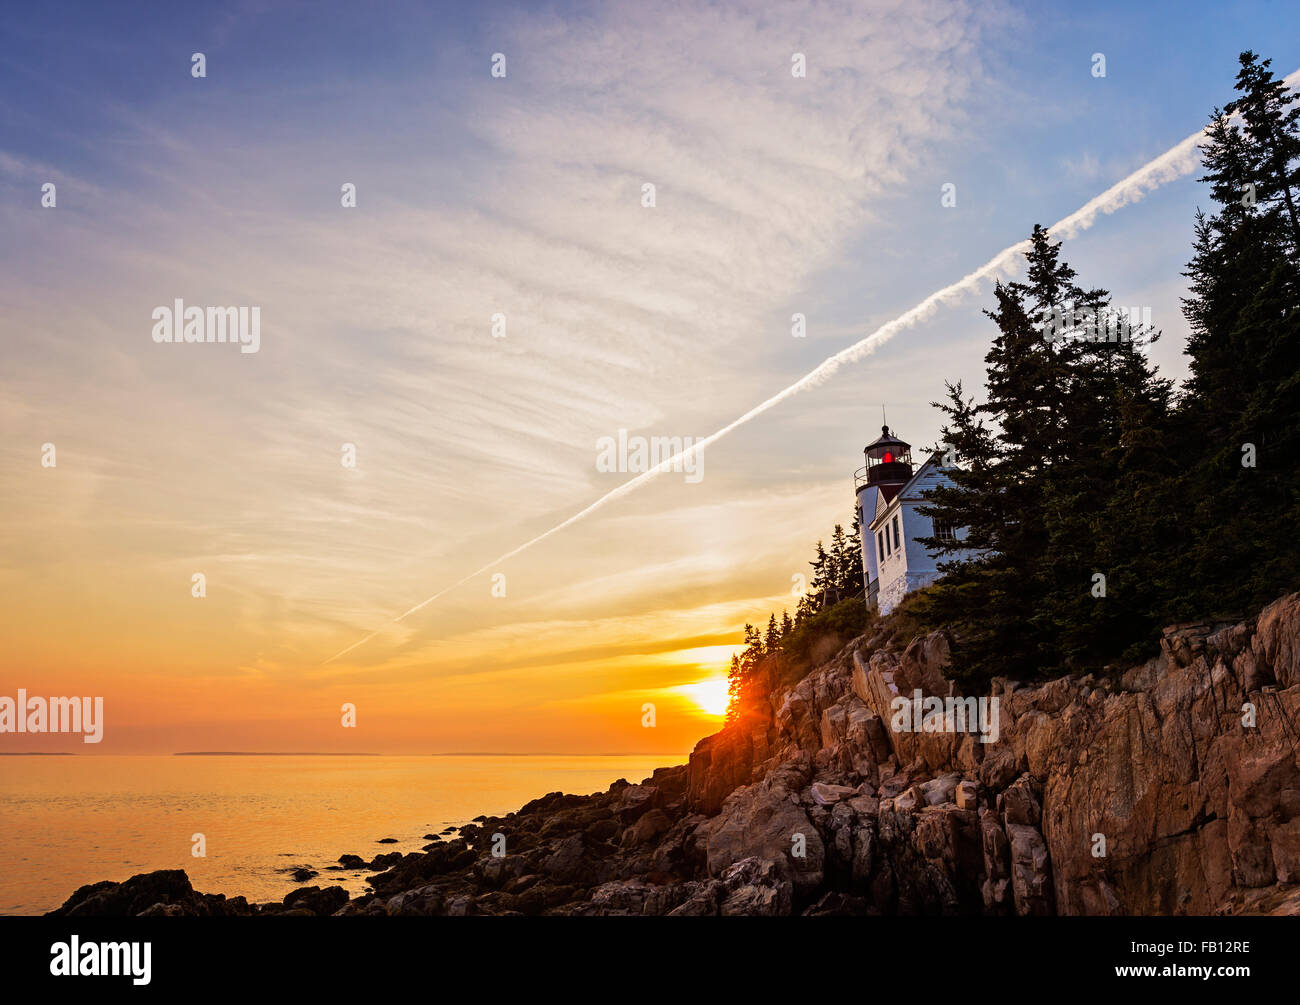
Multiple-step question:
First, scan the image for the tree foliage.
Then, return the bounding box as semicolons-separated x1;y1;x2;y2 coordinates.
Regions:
918;51;1300;685
724;518;869;720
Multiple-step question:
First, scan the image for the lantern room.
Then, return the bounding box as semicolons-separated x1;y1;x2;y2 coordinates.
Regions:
856;425;914;502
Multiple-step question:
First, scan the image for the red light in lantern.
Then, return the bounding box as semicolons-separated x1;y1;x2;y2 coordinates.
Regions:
883;451;894;463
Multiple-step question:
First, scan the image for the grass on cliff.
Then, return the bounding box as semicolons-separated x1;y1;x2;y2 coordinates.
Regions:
742;589;949;697
780;595;872;666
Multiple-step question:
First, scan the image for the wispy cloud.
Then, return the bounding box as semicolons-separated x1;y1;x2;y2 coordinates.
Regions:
2;0;1002;675
328;65;1300;663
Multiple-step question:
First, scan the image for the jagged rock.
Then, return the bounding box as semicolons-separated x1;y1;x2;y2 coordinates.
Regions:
999;773;1042;827
810;781;858;805
666;880;724;916
136;902;187;917
615;784;658;824
921;772;961;806
369;841;476;894
1254;593;1300;688
473;853;527;888
701;781;825;895
979;810;1012;914
899;631;952;695
513;882;582;916
802;890;873;915
585;818;620;842
977;744;1022;791
517;791;589;816
1007;824;1053;915
584;879;689;916
384;883;443;916
717;857;793;916
820;704;848;751
848;794;879;815
46;870;250;918
283;885;348;916
649;813;708;875
823;798;877;889
687;723;758;814
895;786;922;812
1271;818;1300;882
622;808;673;847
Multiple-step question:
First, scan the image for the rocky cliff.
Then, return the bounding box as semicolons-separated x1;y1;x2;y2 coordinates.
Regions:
49;592;1300;916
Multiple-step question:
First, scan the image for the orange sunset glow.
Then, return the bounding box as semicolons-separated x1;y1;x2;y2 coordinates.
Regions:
0;2;1005;758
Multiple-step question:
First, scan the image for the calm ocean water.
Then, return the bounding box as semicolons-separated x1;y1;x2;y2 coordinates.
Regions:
0;753;682;915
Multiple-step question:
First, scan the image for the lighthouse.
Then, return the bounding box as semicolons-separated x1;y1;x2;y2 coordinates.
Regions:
854;423;972;615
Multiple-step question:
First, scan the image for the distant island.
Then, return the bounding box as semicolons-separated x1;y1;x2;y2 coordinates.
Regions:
174;751;382;757
172;751;682;757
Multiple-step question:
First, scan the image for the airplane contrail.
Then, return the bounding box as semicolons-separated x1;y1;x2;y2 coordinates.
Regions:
324;72;1300;665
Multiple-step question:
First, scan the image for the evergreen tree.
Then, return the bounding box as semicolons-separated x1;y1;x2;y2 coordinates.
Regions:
829;524;849;596
919;226;1173;679
846;513;866;594
1227;52;1300;255
808;541;830;609
916;379;1022;683
1181;51;1300;618
725;654;742;724
741;622;761;665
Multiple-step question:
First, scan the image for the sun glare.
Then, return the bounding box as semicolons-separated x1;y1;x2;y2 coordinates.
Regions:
680;678;730;718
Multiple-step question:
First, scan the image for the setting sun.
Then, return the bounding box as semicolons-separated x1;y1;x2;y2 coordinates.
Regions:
679;678;730;718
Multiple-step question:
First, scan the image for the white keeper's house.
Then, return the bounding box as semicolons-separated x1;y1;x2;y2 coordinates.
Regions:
854;424;979;615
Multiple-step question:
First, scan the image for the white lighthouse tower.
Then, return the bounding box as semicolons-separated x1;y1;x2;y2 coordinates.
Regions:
854;424;973;615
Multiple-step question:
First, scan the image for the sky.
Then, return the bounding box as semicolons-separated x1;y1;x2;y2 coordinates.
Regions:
2;0;1299;754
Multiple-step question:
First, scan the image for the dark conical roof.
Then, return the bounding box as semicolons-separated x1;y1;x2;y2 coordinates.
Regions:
864;425;910;460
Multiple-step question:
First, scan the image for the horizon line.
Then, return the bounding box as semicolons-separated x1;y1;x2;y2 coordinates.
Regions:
0;750;692;758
